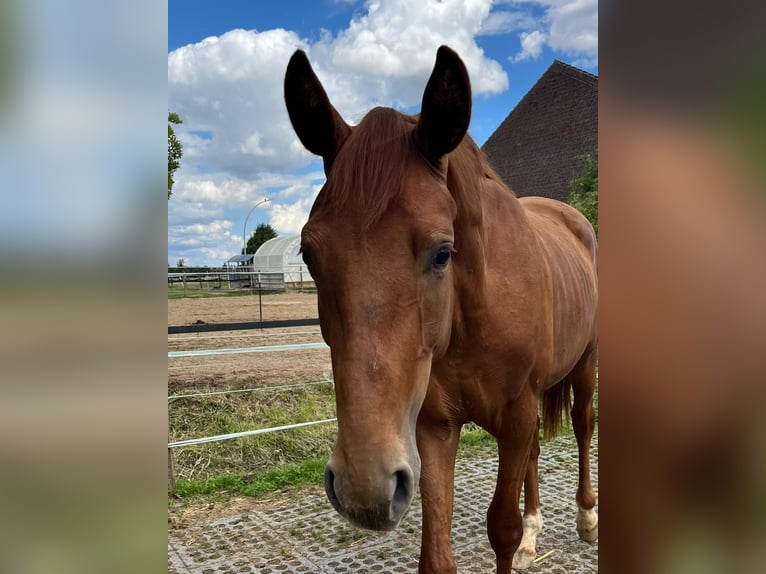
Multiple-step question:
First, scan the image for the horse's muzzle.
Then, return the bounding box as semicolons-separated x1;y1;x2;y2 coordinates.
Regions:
324;463;415;531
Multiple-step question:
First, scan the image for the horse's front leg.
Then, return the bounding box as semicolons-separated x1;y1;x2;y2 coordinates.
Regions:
488;388;538;574
416;419;460;574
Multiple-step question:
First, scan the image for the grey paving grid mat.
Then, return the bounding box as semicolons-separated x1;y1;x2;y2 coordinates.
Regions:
169;432;597;573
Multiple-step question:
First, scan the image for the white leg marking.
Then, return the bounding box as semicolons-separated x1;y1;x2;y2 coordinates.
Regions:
576;505;598;542
512;509;543;570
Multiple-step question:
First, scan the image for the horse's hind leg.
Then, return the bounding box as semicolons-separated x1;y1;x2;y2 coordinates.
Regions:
569;346;598;542
512;420;543;570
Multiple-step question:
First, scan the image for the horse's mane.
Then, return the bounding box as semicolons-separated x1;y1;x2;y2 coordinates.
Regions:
315;106;510;229
444;132;511;229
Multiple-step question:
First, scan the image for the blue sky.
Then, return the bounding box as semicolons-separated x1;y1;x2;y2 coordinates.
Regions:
168;0;597;267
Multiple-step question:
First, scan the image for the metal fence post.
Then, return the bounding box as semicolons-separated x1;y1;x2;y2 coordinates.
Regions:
168;437;176;496
258;283;263;327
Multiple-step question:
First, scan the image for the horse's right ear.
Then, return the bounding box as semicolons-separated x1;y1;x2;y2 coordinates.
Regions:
284;50;351;173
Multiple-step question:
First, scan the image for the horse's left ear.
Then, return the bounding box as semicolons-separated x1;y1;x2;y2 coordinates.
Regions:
415;46;472;161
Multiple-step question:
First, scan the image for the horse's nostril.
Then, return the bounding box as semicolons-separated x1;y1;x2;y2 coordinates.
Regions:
391;468;414;517
324;466;342;513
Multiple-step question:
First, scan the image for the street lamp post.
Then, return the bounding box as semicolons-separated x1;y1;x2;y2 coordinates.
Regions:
242;198;272;320
242;198;272;258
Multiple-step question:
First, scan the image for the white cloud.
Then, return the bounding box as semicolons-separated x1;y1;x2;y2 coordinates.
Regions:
168;28;311;179
513;30;548;62
172;220;233;237
167;1;511;179
168;0;597;266
168;168;324;264
169;174;266;215
269;194;322;235
168;0;517;266
317;0;508;112
168;200;224;226
547;0;598;65
479;10;537;35
499;0;597;67
168;218;242;266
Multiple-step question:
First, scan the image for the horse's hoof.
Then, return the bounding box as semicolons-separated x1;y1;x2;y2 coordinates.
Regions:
512;548;535;570
578;523;598;542
576;507;598;542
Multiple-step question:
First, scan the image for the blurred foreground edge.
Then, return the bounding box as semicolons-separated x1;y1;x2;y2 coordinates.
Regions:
599;2;766;570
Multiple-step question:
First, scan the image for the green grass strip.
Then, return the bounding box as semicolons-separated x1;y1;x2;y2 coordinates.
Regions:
171;425;579;500
174;458;327;499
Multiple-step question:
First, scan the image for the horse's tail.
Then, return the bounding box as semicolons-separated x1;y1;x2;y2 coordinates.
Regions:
541;377;572;440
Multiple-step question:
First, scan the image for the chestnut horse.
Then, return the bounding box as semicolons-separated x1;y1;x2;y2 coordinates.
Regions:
284;46;598;573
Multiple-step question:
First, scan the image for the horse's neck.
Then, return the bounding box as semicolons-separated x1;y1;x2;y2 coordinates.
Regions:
449;177;494;337
449;176;535;340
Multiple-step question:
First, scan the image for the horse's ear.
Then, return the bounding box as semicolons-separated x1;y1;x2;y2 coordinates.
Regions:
415;46;472;161
284;50;351;172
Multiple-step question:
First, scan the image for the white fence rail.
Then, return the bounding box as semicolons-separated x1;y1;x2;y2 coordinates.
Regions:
168;342;328;359
168;378;333;402
168;419;338;449
167;341;334;494
168;268;314;294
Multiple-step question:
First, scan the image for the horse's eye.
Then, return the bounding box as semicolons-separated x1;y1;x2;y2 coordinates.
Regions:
432;247;451;270
300;247;312;267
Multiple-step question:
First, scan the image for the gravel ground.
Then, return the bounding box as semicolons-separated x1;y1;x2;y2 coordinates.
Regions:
168;430;598;573
168;293;598;572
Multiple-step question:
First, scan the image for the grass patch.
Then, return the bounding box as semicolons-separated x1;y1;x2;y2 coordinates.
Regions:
174;458;326;498
459;424;495;447
169;386;598;500
170;418;501;500
172;433;501;501
457;424;496;459
169;382;337;481
168;283;254;299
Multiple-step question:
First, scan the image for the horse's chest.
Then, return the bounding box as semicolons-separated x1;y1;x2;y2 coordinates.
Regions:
429;350;533;428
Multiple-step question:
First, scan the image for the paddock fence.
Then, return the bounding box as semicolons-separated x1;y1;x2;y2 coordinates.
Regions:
168;268;315;298
167;335;335;495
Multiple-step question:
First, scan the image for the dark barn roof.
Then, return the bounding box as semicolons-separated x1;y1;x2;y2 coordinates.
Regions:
481;60;597;203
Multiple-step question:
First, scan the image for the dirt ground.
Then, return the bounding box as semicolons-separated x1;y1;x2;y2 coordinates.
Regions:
168;292;319;325
168;293;331;390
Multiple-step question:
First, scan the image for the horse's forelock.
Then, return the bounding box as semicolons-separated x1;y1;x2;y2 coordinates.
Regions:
317;106;500;230
319;107;417;228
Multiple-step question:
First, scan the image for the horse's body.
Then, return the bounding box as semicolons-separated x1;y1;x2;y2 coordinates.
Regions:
284;46;598;574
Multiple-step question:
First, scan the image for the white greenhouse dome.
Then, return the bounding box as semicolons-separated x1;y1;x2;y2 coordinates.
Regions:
251;235;313;286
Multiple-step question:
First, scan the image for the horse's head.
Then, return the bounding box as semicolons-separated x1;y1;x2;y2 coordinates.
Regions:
284;46;471;531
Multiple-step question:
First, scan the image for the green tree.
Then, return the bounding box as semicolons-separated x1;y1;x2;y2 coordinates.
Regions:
568;155;598;238
243;223;278;254
168;112;184;199
176;258;185;268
